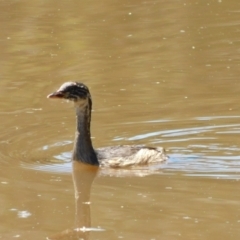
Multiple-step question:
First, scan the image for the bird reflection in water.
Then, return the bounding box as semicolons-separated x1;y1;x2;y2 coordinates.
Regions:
47;162;100;240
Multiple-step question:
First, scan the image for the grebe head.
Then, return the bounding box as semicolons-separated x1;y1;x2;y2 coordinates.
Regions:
47;82;91;104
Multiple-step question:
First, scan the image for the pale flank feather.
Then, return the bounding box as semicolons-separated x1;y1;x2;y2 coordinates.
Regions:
99;147;167;168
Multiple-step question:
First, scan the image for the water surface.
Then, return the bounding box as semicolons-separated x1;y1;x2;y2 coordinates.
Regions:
0;0;240;239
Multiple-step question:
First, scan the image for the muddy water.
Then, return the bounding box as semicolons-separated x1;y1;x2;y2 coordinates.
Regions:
0;0;240;239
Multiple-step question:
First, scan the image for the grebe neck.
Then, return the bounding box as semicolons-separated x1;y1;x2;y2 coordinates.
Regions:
72;101;98;166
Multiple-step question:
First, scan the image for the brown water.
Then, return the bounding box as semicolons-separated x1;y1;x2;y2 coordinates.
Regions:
0;0;240;239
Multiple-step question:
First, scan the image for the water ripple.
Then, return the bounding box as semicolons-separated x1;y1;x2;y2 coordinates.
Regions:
4;115;240;179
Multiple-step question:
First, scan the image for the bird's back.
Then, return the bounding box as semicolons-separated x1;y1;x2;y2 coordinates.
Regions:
96;145;167;168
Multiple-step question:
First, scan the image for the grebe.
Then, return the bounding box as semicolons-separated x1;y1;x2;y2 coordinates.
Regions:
47;82;167;168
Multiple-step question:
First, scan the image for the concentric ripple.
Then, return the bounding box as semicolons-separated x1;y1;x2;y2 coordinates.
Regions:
5;115;240;179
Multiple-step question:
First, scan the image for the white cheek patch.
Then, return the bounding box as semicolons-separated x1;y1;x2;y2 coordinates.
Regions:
74;99;88;108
